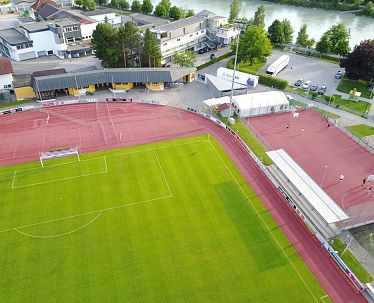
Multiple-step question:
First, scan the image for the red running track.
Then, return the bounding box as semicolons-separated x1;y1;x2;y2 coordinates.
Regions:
0;103;366;302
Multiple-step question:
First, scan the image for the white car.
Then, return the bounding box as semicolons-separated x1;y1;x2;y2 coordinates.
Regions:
302;80;312;89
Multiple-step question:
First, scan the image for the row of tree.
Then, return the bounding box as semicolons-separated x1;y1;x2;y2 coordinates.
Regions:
91;22;161;68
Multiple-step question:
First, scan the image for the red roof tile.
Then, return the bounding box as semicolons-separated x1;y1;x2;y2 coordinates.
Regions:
0;58;13;75
31;0;58;11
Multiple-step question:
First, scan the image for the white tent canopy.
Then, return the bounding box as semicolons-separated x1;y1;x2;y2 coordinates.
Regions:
267;149;349;224
232;91;289;117
203;96;230;106
205;74;247;92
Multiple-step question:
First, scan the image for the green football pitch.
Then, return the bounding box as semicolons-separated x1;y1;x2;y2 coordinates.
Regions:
0;135;330;302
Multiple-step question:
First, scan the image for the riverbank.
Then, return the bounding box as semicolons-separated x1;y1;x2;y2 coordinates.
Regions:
262;0;374;17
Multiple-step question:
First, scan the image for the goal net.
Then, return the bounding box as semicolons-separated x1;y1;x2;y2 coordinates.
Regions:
39;147;80;167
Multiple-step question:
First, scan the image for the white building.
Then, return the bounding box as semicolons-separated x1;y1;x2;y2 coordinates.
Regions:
232;91;290;118
0;58;14;90
151;10;239;64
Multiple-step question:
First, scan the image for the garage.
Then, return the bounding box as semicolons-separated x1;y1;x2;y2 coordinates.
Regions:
19;51;36;61
37;50;47;57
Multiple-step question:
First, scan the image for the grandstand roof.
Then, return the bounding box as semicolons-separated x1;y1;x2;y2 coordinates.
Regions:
267;149;349;224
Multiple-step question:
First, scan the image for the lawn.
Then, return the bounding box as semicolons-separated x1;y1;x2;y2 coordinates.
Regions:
218;114;273;165
0;135;329;302
337;77;373;99
347;124;374;138
0;100;30;109
330;238;372;283
332;94;371;115
227;58;266;72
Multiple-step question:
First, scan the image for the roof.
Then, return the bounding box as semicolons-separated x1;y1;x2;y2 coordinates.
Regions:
31;0;57;10
203;96;230;106
20;22;49;32
206;74;247;92
152;11;208;33
36;3;59;19
32;67;196;91
0;28;31;45
196;10;225;19
233;91;289;109
51;10;96;24
267;149;349;224
0;58;13;75
33;68;66;77
130;13;170;26
18;16;37;24
80;7;113;16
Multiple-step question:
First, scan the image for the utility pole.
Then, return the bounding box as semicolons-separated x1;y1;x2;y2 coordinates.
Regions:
228;32;240;123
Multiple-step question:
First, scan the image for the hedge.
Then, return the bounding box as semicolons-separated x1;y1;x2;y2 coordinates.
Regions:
196;51;234;70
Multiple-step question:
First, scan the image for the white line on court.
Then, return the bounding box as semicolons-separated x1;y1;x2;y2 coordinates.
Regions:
206;138;319;303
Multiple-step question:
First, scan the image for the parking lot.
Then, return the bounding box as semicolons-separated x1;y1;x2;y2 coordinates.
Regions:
260;50;342;96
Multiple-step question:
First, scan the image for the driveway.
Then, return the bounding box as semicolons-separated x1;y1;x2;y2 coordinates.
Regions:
260;50;342;96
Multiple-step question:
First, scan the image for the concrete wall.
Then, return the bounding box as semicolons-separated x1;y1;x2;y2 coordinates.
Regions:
68;84;95;96
112;82;134;90
146;82;164;90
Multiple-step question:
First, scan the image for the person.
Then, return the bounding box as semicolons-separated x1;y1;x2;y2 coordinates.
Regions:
339;175;345;182
327;123;331;128
363;177;367;186
301;128;304;134
286;123;289;129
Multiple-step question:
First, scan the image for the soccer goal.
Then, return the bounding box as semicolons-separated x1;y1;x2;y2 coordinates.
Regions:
39;147;80;167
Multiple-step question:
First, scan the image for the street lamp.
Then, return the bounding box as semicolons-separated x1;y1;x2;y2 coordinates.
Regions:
227;31;240;124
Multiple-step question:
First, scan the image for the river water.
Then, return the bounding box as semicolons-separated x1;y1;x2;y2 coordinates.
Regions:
159;0;374;48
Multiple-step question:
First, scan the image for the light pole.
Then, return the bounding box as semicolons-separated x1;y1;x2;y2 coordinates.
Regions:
228;32;240;123
320;165;328;187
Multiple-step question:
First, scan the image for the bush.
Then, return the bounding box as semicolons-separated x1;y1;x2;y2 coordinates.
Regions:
310;92;318;99
258;74;288;90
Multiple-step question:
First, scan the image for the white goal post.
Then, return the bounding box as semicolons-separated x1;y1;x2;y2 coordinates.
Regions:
39;147;80;167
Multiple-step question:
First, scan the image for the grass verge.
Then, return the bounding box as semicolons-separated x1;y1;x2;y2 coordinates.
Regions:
0;100;30;109
337;77;373;99
218;114;273;166
347;124;374;138
330;238;372;283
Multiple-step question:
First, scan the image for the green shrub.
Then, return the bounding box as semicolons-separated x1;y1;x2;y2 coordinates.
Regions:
258;74;288;90
310;92;318;99
196;51;234;70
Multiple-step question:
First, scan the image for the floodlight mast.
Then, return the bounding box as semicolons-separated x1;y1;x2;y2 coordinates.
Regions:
228;32;240;120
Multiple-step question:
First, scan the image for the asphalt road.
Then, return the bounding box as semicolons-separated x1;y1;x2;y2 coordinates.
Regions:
260;50;342;96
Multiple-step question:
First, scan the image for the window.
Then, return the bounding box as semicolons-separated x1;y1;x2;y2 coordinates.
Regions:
196;32;198;35
189;34;193;37
73;26;79;31
177;38;180;41
201;30;204;33
163;43;167;46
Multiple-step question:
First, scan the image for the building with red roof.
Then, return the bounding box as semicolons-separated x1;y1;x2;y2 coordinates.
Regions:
0;58;14;90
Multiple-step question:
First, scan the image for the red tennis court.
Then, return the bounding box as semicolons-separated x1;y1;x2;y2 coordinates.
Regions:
247;109;374;227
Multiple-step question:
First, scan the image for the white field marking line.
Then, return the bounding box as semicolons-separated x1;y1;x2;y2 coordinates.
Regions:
14;211;103;238
206;138;319;303
320;295;329;302
11;171;16;189
0;195;172;235
153;149;172;197
12;157;108;189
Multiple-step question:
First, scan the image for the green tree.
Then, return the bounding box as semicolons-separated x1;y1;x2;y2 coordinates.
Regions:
118;21;142;67
238;25;272;65
327;23;350;56
296;24;314;47
174;50;196;67
185;9;195;17
111;0;119;7
141;0;153;14
142;28;161;67
253;5;265;28
229;0;241;23
316;32;332;53
97;0;107;5
154;2;169;17
169;6;184;20
91;23;120;67
131;0;142;12
75;0;82;6
349;87;358;100
268;19;284;44
118;0;129;9
281;19;293;44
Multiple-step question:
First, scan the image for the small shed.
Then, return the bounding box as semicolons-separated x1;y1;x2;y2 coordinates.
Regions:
232;91;289;118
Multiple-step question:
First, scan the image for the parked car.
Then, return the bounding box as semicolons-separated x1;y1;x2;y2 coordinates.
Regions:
302;80;312;89
335;70;343;79
198;48;208;54
295;79;304;86
318;86;327;95
309;84;318;91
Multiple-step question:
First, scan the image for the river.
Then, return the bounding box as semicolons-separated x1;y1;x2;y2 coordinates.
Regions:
157;0;374;48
